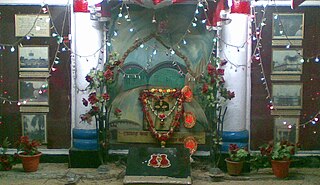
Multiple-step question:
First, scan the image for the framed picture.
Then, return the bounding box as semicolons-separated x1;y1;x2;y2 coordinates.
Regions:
272;83;302;109
272;13;304;39
19;79;49;105
15;14;50;37
272;48;303;74
19;46;49;72
22;113;47;143
274;116;298;144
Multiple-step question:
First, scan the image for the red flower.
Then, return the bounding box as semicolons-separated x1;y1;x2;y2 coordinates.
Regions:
217;68;224;75
227;91;235;100
80;113;93;123
88;92;99;104
207;63;216;75
210;77;216;84
102;93;110;101
220;59;228;66
85;75;93;82
92;106;100;112
202;83;209;93
104;69;114;80
82;98;88;106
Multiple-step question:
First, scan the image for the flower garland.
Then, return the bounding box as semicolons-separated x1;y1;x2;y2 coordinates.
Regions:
139;88;186;147
147;98;178;122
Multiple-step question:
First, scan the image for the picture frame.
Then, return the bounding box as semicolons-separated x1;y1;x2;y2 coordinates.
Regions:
19;79;49;105
19;46;49;72
272;13;304;39
274;116;299;144
272;83;302;109
21;113;47;143
15;14;50;37
272;48;303;74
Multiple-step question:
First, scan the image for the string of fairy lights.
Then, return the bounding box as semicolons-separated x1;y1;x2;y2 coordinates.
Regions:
0;0;318;131
251;1;319;134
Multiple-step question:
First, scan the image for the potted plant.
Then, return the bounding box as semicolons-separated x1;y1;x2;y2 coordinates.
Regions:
225;144;249;175
15;136;42;172
0;137;18;171
259;140;296;178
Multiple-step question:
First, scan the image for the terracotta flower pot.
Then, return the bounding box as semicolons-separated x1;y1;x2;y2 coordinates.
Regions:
271;160;291;178
19;152;42;172
225;158;244;176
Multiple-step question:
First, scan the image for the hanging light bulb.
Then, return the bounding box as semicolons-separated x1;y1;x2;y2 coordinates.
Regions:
201;19;206;24
118;13;123;18
129;28;134;32
140;44;144;48
153;49;157;55
170;49;175;55
300;58;304;63
195;9;199;14
107;42;111;46
113;31;118;37
183;39;187;45
192;22;197;27
10;46;15;52
26;36;31;40
274;14;278;19
315;57;319;62
152;14;156;23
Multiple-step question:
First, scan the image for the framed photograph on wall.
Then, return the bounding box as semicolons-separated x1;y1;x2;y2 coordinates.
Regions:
19;46;49;72
272;13;304;39
21;113;47;143
15;14;50;37
19;79;49;105
274;116;298;144
272;83;302;109
271;48;303;74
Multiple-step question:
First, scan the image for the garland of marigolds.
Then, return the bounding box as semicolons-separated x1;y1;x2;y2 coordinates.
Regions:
139;88;186;147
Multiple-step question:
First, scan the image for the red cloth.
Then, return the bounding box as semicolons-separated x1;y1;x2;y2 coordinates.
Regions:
73;0;89;12
230;0;250;14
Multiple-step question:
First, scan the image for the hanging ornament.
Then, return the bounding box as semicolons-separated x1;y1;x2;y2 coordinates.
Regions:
184;136;198;155
181;85;193;102
184;112;196;128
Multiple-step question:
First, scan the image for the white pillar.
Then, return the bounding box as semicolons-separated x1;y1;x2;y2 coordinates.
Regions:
72;13;104;129
70;12;104;150
220;13;250;132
